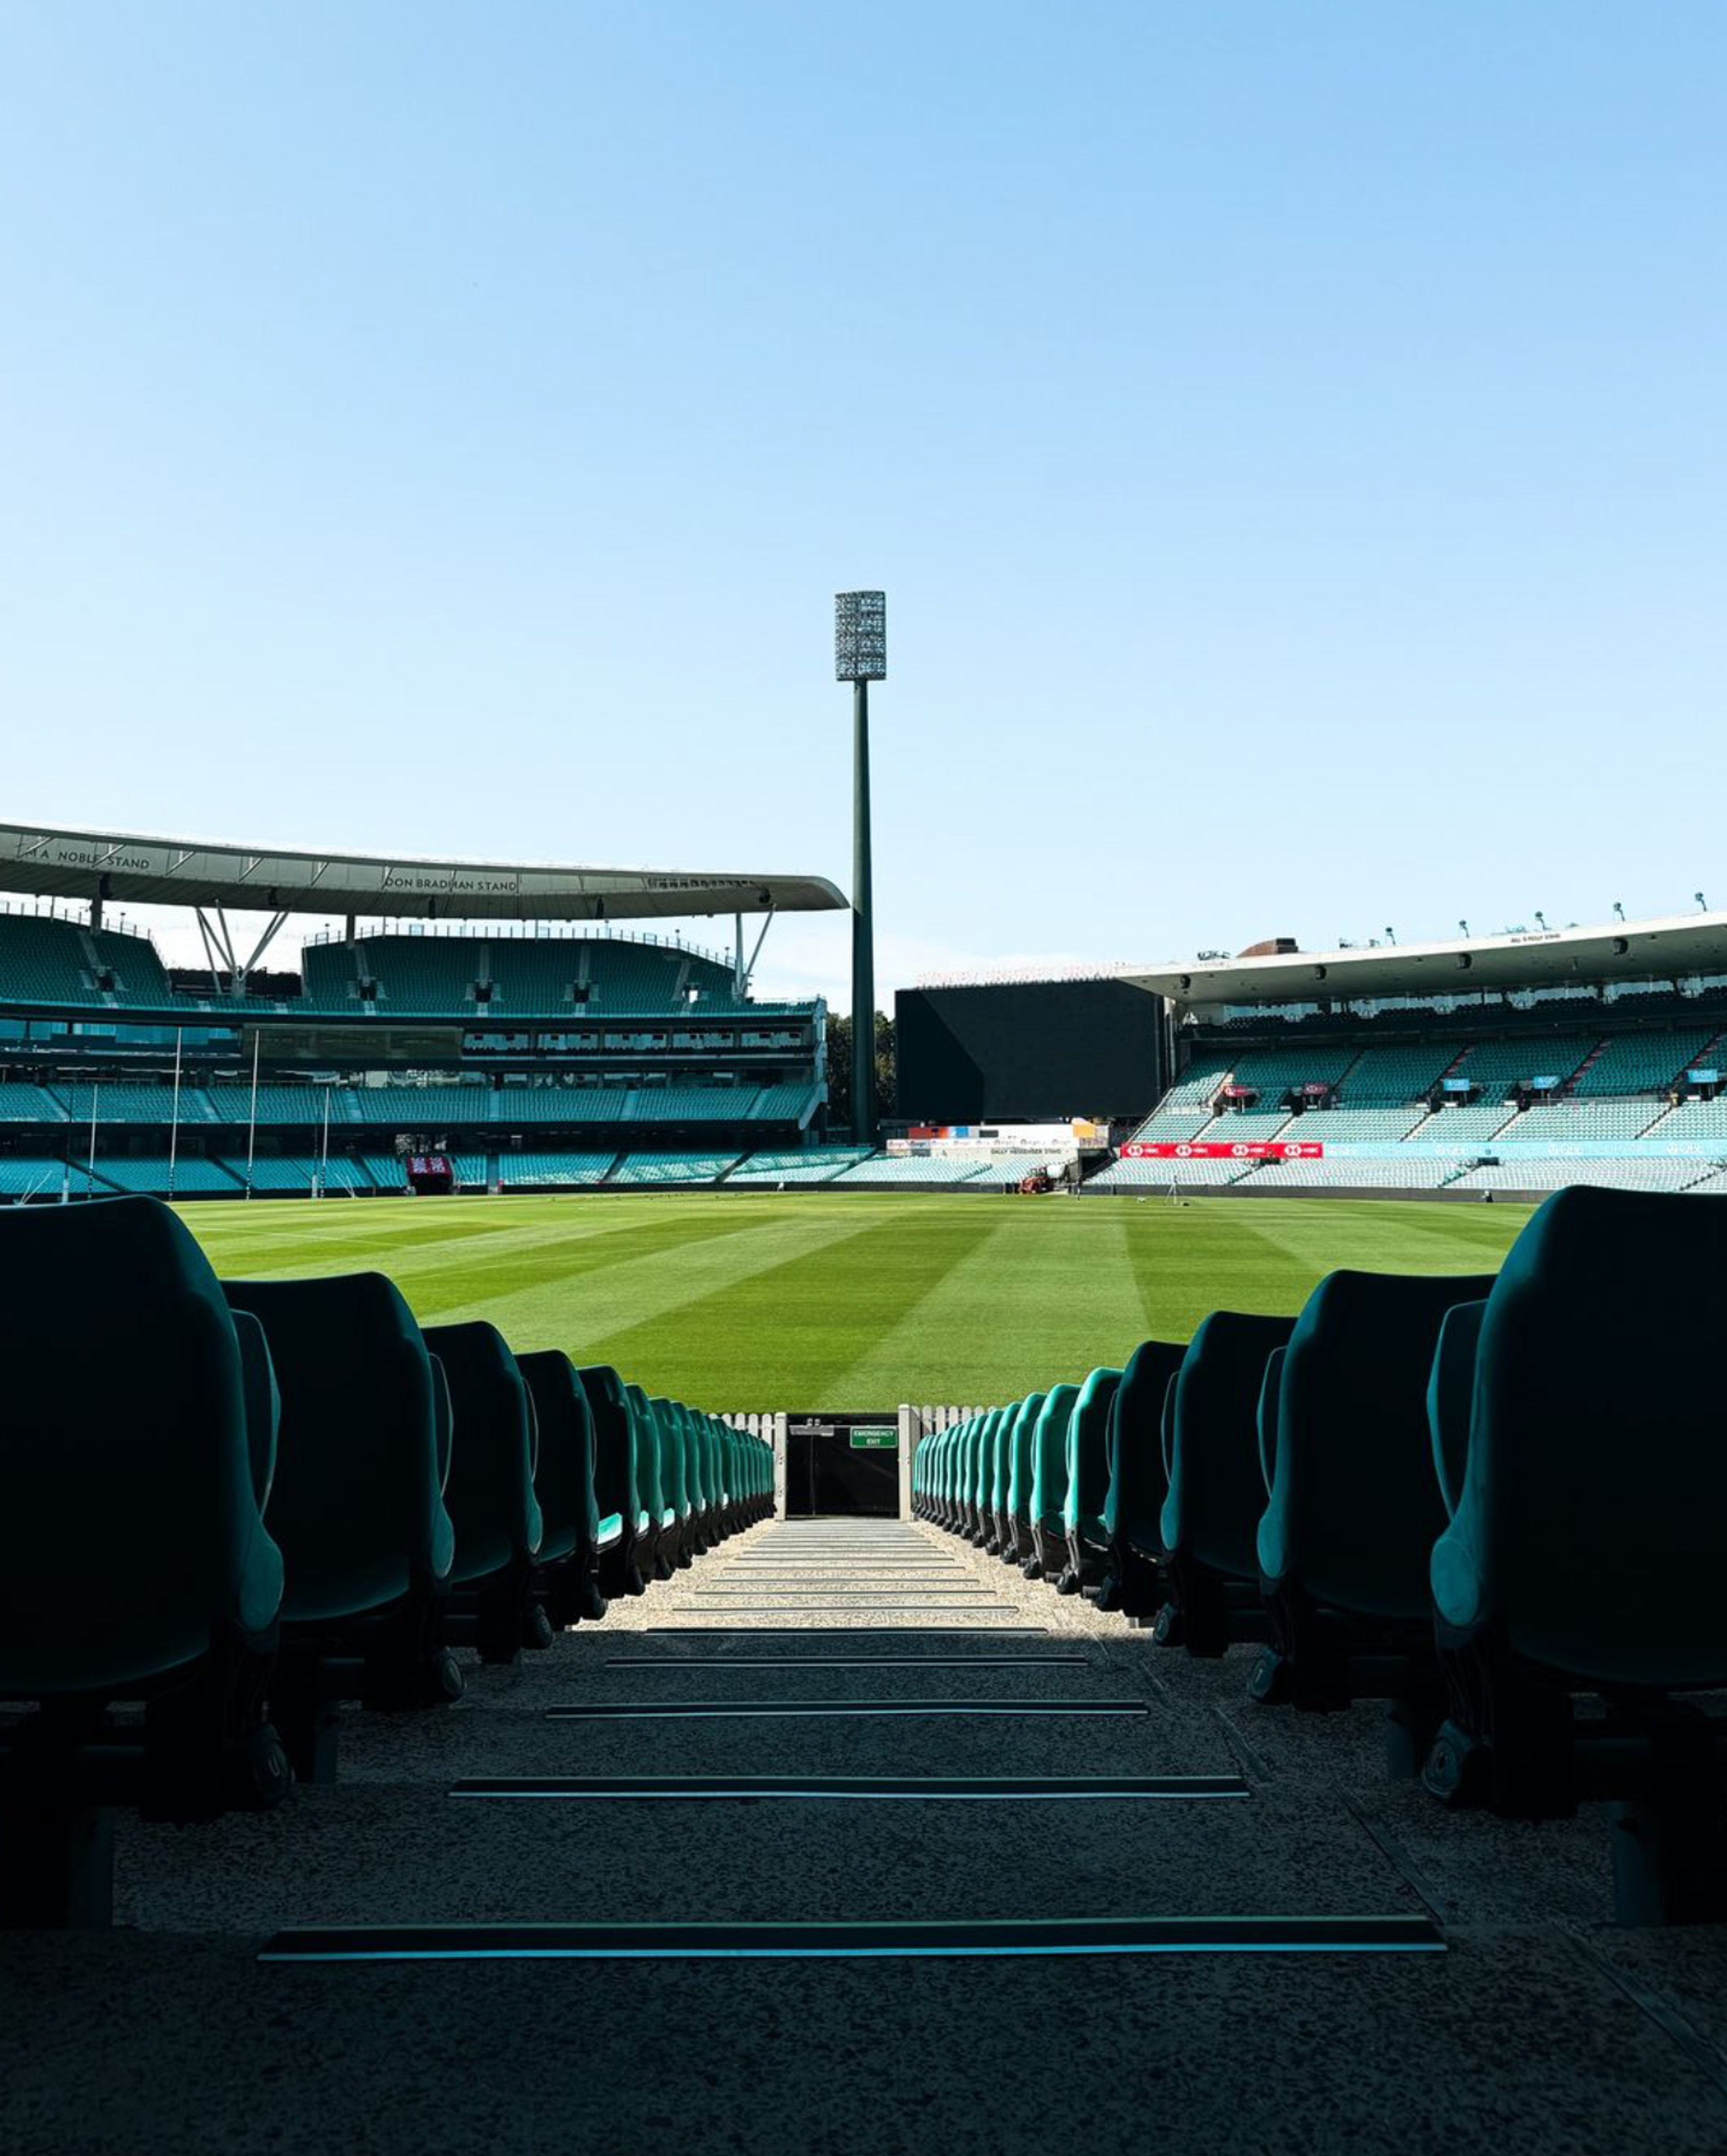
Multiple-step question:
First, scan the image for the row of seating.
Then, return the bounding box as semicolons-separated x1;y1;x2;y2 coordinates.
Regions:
0;1080;819;1128
914;1186;1727;1926
0;1196;773;1927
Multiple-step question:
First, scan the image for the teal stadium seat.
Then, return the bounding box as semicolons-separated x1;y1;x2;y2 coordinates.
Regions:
1424;1188;1727;1918
1060;1364;1124;1594
221;1273;463;1779
516;1351;610;1627
1158;1311;1297;1655
1001;1392;1046;1564
1097;1339;1186;1618
626;1383;676;1580
575;1365;649;1597
422;1322;548;1663
1026;1384;1081;1580
1250;1268;1496;1751
0;1197;289;1924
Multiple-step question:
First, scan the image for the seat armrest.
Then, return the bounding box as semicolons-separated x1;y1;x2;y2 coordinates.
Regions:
230;1308;280;1514
428;1354;455;1495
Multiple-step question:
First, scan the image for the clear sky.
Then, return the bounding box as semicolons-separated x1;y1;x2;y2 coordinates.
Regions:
2;3;1722;1009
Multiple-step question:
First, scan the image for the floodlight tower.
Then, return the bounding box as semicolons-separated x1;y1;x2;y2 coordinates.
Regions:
836;591;886;1146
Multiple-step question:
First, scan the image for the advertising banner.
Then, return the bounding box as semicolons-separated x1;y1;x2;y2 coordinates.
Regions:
1121;1140;1324;1160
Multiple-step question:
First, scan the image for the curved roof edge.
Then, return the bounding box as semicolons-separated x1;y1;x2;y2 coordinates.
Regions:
0;819;846;923
1121;911;1727;1007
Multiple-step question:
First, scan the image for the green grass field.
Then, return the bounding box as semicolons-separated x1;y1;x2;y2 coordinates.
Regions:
174;1190;1534;1411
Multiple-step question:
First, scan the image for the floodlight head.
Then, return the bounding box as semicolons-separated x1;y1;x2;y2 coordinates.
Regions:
835;590;886;681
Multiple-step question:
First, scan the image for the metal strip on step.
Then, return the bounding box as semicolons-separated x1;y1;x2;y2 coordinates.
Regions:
446;1772;1245;1800
260;1914;1442;1963
605;1655;1091;1668
644;1626;1050;1636
543;1699;1151;1719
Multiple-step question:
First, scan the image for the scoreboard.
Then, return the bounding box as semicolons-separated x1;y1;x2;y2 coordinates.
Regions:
895;979;1165;1124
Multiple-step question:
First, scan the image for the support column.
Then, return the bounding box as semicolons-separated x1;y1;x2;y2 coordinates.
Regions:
851;677;876;1147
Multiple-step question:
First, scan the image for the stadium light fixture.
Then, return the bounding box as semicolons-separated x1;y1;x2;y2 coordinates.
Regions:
836;592;886;1146
1613;901;1625;922
1535;911;1547;930
1458;920;1470;937
1697;892;1709;912
1384;926;1396;945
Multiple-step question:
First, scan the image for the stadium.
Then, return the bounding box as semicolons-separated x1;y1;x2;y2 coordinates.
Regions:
9;791;1727;2154
9;13;1727;2155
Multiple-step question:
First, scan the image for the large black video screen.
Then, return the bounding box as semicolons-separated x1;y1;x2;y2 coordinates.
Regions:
895;981;1164;1124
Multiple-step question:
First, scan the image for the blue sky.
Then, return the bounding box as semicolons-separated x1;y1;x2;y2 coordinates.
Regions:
2;3;1722;1008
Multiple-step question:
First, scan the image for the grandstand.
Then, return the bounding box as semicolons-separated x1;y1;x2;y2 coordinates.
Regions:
1080;909;1727;1202
0;822;847;1193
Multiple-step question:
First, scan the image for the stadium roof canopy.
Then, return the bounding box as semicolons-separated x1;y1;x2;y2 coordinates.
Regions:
0;818;846;924
1119;910;1727;1008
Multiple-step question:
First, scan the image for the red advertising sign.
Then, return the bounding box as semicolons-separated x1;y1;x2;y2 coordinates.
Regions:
1121;1140;1324;1160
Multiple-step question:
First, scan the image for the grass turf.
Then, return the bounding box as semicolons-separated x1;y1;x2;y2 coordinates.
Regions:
174;1189;1533;1412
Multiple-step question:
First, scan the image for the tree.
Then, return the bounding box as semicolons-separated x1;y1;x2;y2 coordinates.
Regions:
825;1009;895;1136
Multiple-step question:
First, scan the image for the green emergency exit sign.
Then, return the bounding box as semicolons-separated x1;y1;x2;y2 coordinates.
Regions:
850;1428;898;1449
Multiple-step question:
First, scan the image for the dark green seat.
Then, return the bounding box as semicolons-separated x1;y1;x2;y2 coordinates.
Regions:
650;1395;694;1569
517;1350;608;1627
1060;1365;1124;1592
1002;1392;1046;1564
1027;1384;1080;1579
1425;1190;1727;1914
0;1197;289;1923
626;1384;676;1578
1097;1339;1185;1617
222;1271;462;1778
574;1364;646;1596
1158;1311;1297;1655
422;1321;546;1662
1253;1268;1494;1729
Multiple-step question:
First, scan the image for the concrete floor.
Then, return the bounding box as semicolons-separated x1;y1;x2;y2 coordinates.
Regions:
6;1517;1727;2154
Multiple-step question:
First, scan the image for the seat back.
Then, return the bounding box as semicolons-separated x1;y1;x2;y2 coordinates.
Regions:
1029;1384;1080;1533
516;1350;597;1565
1103;1339;1186;1551
421;1321;542;1584
224;1272;454;1622
1005;1392;1046;1527
1160;1310;1297;1580
574;1365;640;1535
1432;1187;1727;1686
1427;1300;1486;1519
1063;1366;1124;1541
0;1196;282;1691
626;1385;671;1529
652;1396;689;1522
1257;1269;1496;1618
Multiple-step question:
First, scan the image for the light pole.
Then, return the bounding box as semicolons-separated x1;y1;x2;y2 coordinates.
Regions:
836;591;886;1147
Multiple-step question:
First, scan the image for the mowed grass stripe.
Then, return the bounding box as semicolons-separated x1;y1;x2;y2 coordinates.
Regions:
837;1205;1148;1406
175;1190;1535;1407
412;1204;893;1358
575;1202;993;1407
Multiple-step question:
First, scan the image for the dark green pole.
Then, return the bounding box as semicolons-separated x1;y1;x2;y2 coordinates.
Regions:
851;676;875;1146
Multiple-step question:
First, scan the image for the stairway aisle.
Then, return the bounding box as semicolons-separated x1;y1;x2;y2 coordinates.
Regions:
9;1516;1727;2155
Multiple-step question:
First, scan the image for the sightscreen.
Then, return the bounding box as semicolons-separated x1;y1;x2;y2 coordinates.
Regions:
895;981;1165;1124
